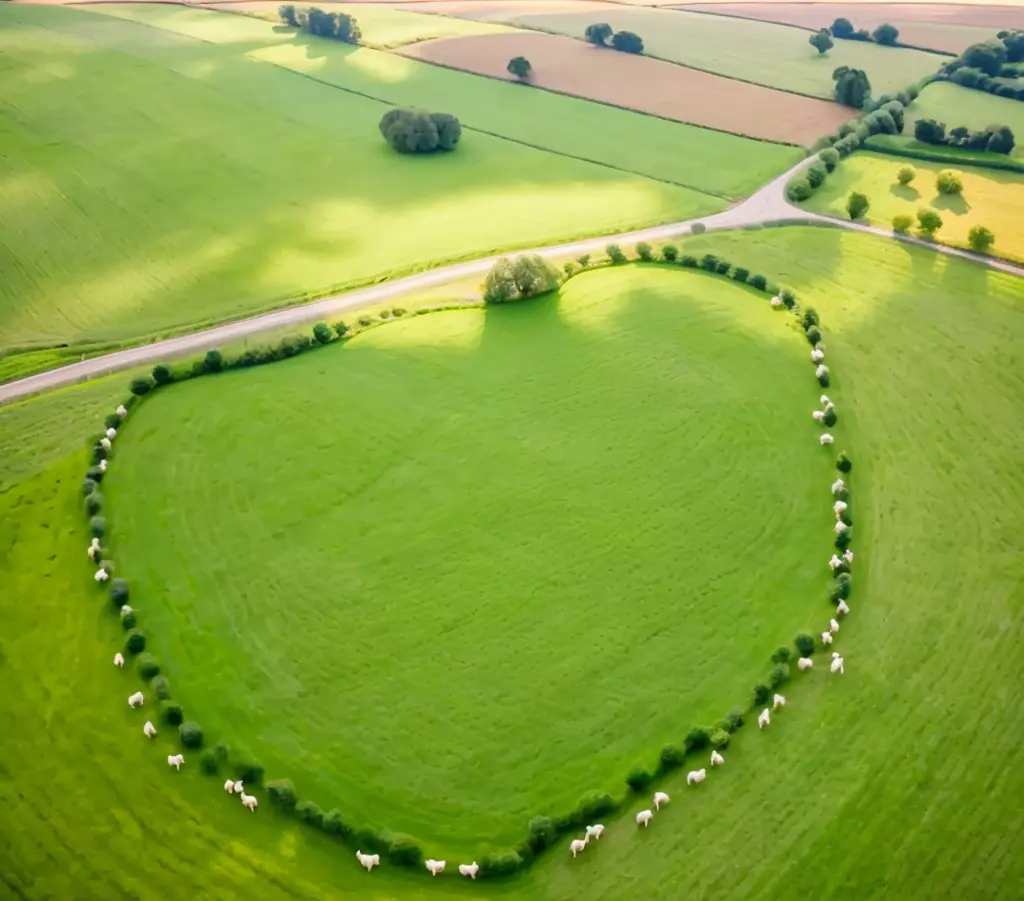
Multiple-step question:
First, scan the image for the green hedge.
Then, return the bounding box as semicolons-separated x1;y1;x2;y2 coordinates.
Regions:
864;135;1024;173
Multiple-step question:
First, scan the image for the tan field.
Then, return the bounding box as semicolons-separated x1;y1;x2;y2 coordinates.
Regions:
398;30;853;144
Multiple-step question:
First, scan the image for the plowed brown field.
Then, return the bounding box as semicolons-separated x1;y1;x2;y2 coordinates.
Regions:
398;30;852;144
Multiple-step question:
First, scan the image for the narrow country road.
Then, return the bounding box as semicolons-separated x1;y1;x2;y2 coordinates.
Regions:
2;156;1021;406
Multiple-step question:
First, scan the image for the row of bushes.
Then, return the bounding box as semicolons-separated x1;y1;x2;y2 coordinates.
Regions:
863;135;1024;173
937;31;1024;98
583;23;643;54
278;5;360;43
913;118;1015;156
827;17;899;47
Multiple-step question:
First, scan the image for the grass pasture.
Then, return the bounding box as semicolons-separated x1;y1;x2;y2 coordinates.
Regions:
2;228;1023;900
905;82;1024;158
802;150;1024;262
418;2;945;97
102;265;836;852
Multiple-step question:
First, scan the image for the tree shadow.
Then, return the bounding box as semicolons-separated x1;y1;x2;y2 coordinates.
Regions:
931;194;971;215
890;184;920;201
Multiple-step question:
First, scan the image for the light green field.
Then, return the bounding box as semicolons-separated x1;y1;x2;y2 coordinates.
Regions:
0;3;800;360
451;5;944;97
906;82;1024;157
803;150;1024;262
2;227;1023;900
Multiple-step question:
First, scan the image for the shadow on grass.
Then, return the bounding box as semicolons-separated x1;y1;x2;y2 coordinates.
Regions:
890;184;921;201
931;193;971;215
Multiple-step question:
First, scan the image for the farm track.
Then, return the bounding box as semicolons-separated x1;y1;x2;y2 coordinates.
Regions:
2;154;1023;406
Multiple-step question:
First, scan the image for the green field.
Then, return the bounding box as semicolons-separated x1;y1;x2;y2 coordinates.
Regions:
802;150;1024;261
906;82;1024;157
453;5;943;97
3;227;1023;899
0;3;801;360
102;265;835;852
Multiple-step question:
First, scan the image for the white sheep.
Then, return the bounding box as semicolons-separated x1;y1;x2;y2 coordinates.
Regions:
831;477;845;495
710;750;725;767
128;691;144;708
831;652;845;675
99;458;108;473
167;753;184;771
233;780;244;795
830;618;840;634
836;599;850;615
425;859;446;876
121;604;133;616
829;554;842;571
569;838;588;858
240;792;258;811
834;500;848;516
758;708;771;729
797;656;814;671
820;433;834;446
815;364;829;379
811;348;825;363
94;568;109;582
224;779;237;793
813;410;825;423
143;720;157;738
821;631;833;646
100;437;111;452
116;405;128;418
106;427;117;440
771;296;783;308
459;862;479;879
636;809;653;828
834;520;849;534
652;790;670;810
843;549;854;564
113;652;125;668
585;824;604;840
686;768;707;786
773;693;787;710
356;850;380;872
820;394;831;406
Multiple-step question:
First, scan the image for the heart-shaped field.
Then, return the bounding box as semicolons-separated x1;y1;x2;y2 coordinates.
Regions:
104;265;835;852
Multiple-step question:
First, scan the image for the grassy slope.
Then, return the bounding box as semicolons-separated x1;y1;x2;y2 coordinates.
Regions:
0;4;744;357
803;150;1024;262
103;267;834;852
2;227;1022;900
469;6;942;97
906;82;1024;158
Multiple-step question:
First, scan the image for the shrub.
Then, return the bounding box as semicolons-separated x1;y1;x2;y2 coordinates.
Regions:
968;224;995;253
136;653;160;680
124;629;146;655
85;492;103;516
103;413;121;431
936;169;963;195
379;108;461;154
914;117;946;145
86;466;104;485
296;800;325;828
722;707;744;733
584;22;612;46
611;30;644;54
109;578;129;608
873;22;899;45
658;744;685;771
833;66;871;109
819;148;840;173
681;254;698;267
700;254;718;272
89;515;106;538
332;321;349;338
83;477;98;497
771;646;792;665
527;815;556;851
575;791;615;823
152;363;172;385
917;208;943;237
786;177;813;202
710;729;730;750
386;834;423;866
715;260;731;275
809;28;833;55
830;17;853;39
806;163;828;189
392;308;406;317
834;133;860;157
824;407;838;427
846;191;870;220
199;749;220;774
606;243;627;264
323;809;350;836
576;253;591;269
661;244;678;262
151;674;172;700
897;166;916;186
769;663;790;689
635;241;654;262
266;778;297;807
731;266;749;283
312;322;332;345
120;610;137;630
129;377;154;396
802;308;820;329
625;765;653;791
892;214;913;235
231;752;265;784
353;826;384;853
179;721;204;749
203;349;223;373
835;528;853;550
753;683;772;706
833;572;853;601
507;55;532;81
780;289;795;309
480;851;523;877
684;726;711;753
482;255;559;303
690;222;706;235
795;633;816;657
161;700;184;726
748;273;768;291
805;325;822;346
818;370;831;388
562;262;576;278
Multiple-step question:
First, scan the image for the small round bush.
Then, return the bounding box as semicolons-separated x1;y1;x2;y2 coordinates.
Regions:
129;376;154;396
806;162;827;189
199;748;220;774
109;578;129;609
161;700;184;726
353;825;384;853
806;324;822;345
837;452;853;473
120;610;137;630
748;273;768;291
231;752;265;784
124;629;146;655
625;765;653;791
312;322;332;345
835;529;852;550
795;633;816;657
323;809;350;836
818;371;831;388
575;791;614;823
753;682;772;706
82;477;98;497
136;652;160;680
897;166;916;186
684;726;711;752
152;364;172;385
386;834;422;866
151;674;172;700
85;492;104;516
771;646;792;665
769;663;790;689
802;308;819;329
680;255;698;268
659;744;685;771
709;729;731;751
85;465;104;485
179;721;204;749
266;778;297;807
636;241;654;262
824;407;838;427
661;244;678;262
722;707;744;733
780;289;796;309
527;815;556;851
480;851;523;877
819;147;840;172
296;800;325;828
563;261;575;278
89;515;106;539
936;169;963;195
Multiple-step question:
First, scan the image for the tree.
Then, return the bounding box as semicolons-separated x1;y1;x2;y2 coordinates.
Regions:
203;349;222;373
897;166;916;186
584;22;613;46
809;29;833;54
1001;30;1024;63
917;208;943;237
819;148;840;172
892;214;913;235
130;376;154;396
967;225;995;253
379;109;461;154
960;41;1007;76
830;17;854;39
152;364;172;385
507;56;532;81
312;322;332;345
611;30;644;54
873;23;899;45
300;7;361;43
914;117;946;145
935;170;963;195
832;66;871;109
985;124;1015;155
278;4;298;26
482;255;559;303
846;191;870;220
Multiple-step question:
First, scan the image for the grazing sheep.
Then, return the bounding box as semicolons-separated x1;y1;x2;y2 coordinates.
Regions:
829;554;842;571
834;520;849;534
834;500;848;517
113;652;125;668
143;720;157;738
797;656;814;671
233;780;244;795
98;458;108;473
87;545;98;561
240;792;258;811
636;809;653;828
356;851;380;872
820;433;835;446
815;364;829;379
569;838;588;858
459;862;479;880
585;824;605;841
128;691;144;708
120;604;133;616
710;750;725;767
830;618;840;634
820;394;831;406
94;568;109;582
831;652;845;675
821;631;833;646
116;405;128;418
836;599;850;615
844;549;854;564
758;708;771;729
773;693;787;710
100;437;111;452
105;428;117;440
425;859;446;876
686;769;707;786
831;477;845;495
224;779;237;793
167;754;184;771
652;791;670;810
811;348;825;363
771;296;783;308
813;410;825;423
